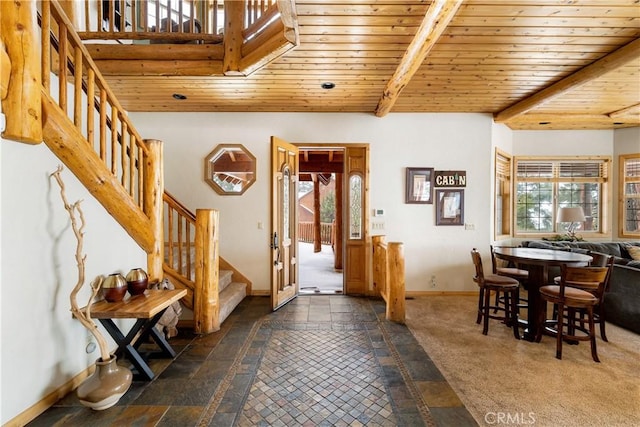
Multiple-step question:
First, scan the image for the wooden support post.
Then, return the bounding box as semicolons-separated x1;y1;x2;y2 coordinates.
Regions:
387;242;406;324
195;209;220;334
58;0;80;29
0;40;9;100
0;0;42;144
223;0;244;75
144;139;164;282
334;173;343;270
313;175;321;253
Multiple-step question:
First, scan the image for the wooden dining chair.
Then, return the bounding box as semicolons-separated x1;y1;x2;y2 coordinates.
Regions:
471;248;521;339
552;252;613;341
537;263;611;362
490;245;529;315
491;245;530;282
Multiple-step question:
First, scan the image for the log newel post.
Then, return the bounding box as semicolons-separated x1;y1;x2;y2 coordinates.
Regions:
195;209;220;334
387;242;406;324
0;0;43;144
143;138;164;282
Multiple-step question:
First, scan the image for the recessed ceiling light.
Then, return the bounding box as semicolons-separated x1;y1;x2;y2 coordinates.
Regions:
173;93;187;100
321;82;335;90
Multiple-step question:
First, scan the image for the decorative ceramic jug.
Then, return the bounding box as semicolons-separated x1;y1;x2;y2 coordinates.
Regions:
102;273;127;302
76;356;132;410
125;268;149;295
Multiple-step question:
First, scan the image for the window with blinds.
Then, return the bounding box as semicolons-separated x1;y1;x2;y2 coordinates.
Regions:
495;149;512;239
514;157;610;236
620;154;640;238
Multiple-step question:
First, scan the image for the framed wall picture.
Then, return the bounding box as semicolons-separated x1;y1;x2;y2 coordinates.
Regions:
436;189;464;225
405;167;435;204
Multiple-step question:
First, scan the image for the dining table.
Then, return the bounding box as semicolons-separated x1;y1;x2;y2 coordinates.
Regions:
492;247;592;341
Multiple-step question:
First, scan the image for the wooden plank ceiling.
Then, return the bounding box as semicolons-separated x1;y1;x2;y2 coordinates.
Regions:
93;0;640;130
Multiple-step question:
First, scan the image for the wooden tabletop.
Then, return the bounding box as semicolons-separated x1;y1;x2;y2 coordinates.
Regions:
81;289;187;319
493;247;592;266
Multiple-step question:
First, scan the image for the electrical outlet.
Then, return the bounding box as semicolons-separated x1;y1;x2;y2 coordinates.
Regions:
430;275;437;287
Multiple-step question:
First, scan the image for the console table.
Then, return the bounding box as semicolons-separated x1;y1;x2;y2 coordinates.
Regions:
82;289;187;380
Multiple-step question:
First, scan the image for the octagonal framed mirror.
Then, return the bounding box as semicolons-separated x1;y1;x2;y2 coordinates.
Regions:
204;144;256;195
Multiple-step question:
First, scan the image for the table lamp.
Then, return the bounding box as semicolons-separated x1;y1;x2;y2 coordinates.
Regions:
556;206;586;240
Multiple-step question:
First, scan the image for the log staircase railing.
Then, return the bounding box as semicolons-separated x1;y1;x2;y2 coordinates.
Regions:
1;0;237;334
163;191;220;332
39;0;159;257
163;191;252;333
372;235;406;323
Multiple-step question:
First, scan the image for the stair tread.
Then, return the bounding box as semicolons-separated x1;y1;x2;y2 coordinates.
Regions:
219;282;247;325
219;269;233;292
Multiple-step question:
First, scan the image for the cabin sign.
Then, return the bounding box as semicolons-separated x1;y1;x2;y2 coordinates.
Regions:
434;171;466;187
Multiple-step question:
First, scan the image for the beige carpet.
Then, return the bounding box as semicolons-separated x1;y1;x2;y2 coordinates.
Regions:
405;296;640;427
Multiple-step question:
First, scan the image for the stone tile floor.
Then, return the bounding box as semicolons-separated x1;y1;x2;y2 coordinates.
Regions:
27;296;477;426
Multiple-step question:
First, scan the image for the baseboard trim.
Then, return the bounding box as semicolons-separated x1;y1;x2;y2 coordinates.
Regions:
406;290;479;297
251;290;478;297
248;290;478;297
5;364;94;427
177;319;195;329
250;290;270;296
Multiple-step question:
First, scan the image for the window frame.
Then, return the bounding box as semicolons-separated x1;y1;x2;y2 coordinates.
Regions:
618;153;640;238
513;156;611;239
494;149;512;241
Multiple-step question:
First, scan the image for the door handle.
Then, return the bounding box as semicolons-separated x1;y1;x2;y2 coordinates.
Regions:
271;232;279;249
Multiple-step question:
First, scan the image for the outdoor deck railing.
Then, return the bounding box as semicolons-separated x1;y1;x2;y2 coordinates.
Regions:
298;221;334;245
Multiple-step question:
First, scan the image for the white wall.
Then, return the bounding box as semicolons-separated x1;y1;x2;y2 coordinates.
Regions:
131;112;494;293
0;139;146;423
513;129;614;156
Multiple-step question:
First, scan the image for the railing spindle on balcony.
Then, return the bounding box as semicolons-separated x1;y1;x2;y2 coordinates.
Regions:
78;0;277;42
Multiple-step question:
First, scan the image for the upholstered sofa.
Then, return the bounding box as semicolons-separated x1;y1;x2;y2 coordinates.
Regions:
520;240;640;335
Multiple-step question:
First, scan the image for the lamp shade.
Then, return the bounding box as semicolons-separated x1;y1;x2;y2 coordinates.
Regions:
557;206;586;223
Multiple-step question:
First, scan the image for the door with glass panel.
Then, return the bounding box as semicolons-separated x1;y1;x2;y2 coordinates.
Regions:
344;145;369;295
271;136;299;310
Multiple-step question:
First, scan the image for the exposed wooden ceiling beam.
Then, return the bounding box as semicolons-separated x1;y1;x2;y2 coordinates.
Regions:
494;38;640;123
502;113;639;130
374;0;462;117
608;102;640;119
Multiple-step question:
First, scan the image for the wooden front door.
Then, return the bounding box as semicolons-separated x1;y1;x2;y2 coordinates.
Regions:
271;136;299;310
344;145;369;295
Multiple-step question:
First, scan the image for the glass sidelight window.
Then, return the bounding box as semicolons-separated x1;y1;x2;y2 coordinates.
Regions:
349;174;362;239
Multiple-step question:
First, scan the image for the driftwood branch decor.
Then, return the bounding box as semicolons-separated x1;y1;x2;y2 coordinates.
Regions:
50;165;111;362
